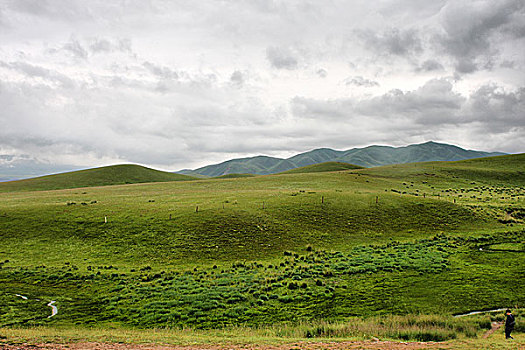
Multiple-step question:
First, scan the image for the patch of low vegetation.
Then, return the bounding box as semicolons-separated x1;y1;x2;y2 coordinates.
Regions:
0;230;523;331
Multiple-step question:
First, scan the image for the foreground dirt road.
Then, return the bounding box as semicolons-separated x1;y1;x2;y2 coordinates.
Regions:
0;341;452;350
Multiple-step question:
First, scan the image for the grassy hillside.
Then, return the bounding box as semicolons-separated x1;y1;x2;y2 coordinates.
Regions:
361;153;525;187
0;154;523;340
279;161;363;174
0;164;195;192
191;156;292;177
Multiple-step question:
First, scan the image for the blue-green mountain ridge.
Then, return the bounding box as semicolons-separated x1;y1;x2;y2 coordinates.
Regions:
177;141;506;177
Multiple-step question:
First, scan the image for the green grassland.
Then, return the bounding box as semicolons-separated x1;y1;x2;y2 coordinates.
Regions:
279;161;363;174
0;154;524;345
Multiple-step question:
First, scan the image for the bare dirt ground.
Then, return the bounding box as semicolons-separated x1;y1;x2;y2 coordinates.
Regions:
0;341;451;350
482;321;503;339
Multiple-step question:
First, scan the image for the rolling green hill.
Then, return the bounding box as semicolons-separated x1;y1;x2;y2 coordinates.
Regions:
213;173;256;179
361;153;525;187
0;153;523;338
179;141;505;176
0;164;195;192
279;161;364;174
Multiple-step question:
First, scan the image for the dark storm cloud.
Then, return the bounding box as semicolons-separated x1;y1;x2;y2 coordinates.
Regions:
266;46;298;70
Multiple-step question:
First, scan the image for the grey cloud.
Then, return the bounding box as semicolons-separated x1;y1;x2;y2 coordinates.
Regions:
292;78;524;140
89;38;132;54
292;78;466;126
357;79;465;124
62;37;88;59
356;28;422;57
266;46;298;70
48;37;133;60
316;68;327;78
0;5;6;27
230;70;245;87
100;65;220;96
143;61;179;80
418;59;444;72
1;1;523;172
0;154;15;162
291;97;353;121
344;76;379;87
89;39;112;53
377;0;447;18
465;84;525;131
1;134;60;149
500;60;516;68
9;0;59;17
0;61;75;88
4;0;144;22
455;60;478;74
438;0;525;73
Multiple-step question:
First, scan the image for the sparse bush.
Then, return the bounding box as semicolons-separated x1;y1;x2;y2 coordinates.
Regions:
287;282;298;290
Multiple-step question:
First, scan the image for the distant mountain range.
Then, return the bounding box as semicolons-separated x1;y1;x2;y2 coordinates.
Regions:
177;141;506;177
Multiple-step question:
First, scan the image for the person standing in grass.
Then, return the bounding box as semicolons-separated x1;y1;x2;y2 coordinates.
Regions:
505;309;515;339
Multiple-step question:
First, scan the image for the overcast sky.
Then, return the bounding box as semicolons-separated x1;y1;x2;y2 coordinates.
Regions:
1;0;524;174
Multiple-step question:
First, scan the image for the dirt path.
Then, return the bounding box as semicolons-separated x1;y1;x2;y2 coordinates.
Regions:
483;321;504;339
0;341;451;350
